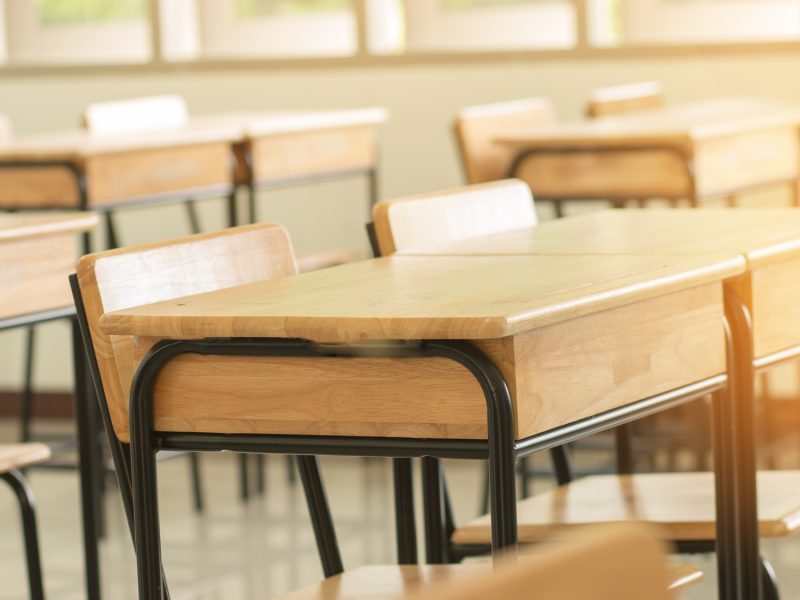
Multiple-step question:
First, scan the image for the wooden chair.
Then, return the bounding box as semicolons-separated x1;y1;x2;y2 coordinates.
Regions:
80;95;220;506
372;179;536;257
81;95;202;244
586;81;664;119
72;223;478;599
453;98;563;216
1;443;50;600
373;182;793;599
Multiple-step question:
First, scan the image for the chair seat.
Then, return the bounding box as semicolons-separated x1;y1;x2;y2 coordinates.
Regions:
0;443;50;474
275;565;484;600
664;563;703;591
275;561;699;599
454;471;800;545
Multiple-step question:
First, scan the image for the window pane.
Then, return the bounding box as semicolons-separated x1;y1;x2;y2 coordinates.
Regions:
441;0;541;10
589;0;800;46
236;0;349;17
403;0;576;52
36;0;145;24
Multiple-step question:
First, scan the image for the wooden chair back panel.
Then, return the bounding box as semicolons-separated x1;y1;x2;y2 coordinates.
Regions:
76;224;297;441
409;524;674;600
83;95;189;136
587;81;664;118
373;180;537;256
455;98;556;184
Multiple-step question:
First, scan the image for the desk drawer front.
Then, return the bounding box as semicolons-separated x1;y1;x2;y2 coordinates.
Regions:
510;283;726;440
250;126;376;184
85;142;231;206
0;233;76;319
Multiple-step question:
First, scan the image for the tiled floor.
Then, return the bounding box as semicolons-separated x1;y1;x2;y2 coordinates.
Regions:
1;419;798;599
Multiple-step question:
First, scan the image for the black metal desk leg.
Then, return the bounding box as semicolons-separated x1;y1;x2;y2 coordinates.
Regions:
393;458;418;564
725;292;762;600
72;318;102;600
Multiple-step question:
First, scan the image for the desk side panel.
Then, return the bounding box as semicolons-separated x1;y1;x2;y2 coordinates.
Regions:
0;233;77;319
750;258;800;358
250;125;376;184
118;338;496;442
85;142;231;206
0;166;81;208
512;283;726;440
517;149;691;200
694;127;799;199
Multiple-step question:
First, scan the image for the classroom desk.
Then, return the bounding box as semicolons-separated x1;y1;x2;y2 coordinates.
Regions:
0;213;101;600
0;107;387;248
201;108;387;223
93;253;746;600
497;98;800;207
397;208;800;600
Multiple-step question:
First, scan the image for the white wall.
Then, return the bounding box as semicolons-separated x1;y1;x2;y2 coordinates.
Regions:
3;51;800;391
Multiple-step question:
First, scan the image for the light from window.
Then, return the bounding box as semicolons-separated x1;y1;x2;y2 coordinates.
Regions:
235;0;350;18
36;0;145;24
440;0;541;10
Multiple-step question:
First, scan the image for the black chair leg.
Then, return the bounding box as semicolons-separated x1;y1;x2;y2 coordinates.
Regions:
189;454;203;513
184;200;201;234
104;212;119;250
295;455;344;577
2;469;45;600
255;455;266;495
239;455;250;502
761;556;781;600
20;326;36;442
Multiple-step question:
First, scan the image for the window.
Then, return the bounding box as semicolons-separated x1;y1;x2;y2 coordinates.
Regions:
590;0;800;46
3;0;150;64
36;0;145;24
4;0;800;69
402;0;576;52
196;0;356;59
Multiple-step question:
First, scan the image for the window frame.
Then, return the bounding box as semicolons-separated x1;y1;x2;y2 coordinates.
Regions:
1;0;800;72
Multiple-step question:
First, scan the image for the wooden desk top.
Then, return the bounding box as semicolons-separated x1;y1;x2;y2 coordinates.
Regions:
496;98;800;150
0;107;388;162
0;122;243;162
100;253;743;342
404;209;800;269
194;107;388;137
0;212;98;242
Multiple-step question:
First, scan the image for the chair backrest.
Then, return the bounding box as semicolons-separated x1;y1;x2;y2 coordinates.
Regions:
75;224;297;442
454;98;556;184
586;81;663;118
83;95;189;136
372;179;536;256
408;524;674;600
